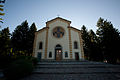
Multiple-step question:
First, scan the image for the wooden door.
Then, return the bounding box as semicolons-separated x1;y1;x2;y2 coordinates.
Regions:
75;52;79;60
56;50;62;61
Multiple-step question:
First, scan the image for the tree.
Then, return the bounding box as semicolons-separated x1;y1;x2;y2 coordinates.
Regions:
11;20;29;55
27;23;37;56
81;25;91;60
96;17;120;63
88;30;103;61
11;21;37;56
81;25;104;61
0;27;11;68
0;27;10;56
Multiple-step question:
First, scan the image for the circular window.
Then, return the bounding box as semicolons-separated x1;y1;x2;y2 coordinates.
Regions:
53;27;65;38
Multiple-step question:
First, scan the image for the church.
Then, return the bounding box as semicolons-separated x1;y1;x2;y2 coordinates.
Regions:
32;17;84;61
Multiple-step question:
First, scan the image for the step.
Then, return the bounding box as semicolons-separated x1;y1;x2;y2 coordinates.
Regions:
20;61;120;80
34;61;120;74
37;61;108;65
35;64;120;68
21;73;119;80
33;67;120;74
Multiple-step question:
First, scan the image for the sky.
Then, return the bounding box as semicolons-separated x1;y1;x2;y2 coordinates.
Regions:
1;0;120;32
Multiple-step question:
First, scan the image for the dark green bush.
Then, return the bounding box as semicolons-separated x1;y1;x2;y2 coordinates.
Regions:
15;56;38;66
4;59;33;80
0;56;12;69
31;57;38;66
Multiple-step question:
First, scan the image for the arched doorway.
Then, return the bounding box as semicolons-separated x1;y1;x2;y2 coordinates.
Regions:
55;44;62;61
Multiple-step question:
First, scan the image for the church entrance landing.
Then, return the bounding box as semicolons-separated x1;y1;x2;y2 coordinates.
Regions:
55;44;62;61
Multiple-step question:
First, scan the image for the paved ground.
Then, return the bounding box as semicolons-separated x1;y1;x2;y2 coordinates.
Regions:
20;61;120;80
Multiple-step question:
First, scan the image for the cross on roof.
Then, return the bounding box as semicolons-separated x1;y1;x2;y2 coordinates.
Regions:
57;14;60;17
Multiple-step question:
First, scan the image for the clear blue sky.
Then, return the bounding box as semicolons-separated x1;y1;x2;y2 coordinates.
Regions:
1;0;120;32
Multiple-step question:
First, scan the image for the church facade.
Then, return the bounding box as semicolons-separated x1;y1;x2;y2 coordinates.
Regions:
33;17;84;61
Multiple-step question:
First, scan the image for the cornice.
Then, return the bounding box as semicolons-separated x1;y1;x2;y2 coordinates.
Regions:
46;17;71;27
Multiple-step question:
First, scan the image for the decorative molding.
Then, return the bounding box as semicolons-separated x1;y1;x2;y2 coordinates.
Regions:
32;32;37;57
78;32;84;59
36;27;48;34
70;27;81;32
45;28;49;59
68;27;73;59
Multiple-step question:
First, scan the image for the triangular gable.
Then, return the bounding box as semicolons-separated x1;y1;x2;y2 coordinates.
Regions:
46;17;71;27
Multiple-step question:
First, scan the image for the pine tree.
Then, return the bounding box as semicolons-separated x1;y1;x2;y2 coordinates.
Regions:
28;23;37;56
81;25;91;60
11;20;29;55
0;27;10;56
88;30;103;61
96;17;120;63
81;25;103;61
11;21;37;56
0;27;11;67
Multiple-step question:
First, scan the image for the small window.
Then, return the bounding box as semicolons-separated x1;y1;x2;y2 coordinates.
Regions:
74;41;78;49
65;52;68;57
39;42;42;49
49;52;52;58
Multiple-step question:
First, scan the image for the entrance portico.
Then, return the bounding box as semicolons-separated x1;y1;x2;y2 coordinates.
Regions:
55;44;62;61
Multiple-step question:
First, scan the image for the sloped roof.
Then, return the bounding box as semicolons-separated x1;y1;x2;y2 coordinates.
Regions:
46;17;71;26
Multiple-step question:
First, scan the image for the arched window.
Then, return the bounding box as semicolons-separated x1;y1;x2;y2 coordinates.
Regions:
74;41;78;49
39;42;42;49
49;52;52;58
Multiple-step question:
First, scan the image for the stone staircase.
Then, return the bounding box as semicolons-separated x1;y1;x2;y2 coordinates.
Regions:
22;61;120;80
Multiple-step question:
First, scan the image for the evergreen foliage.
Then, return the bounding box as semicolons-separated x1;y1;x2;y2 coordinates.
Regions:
11;20;37;56
96;18;120;63
11;20;29;55
81;17;120;64
0;27;10;56
0;27;11;68
4;57;34;80
81;26;103;61
28;23;37;56
88;29;103;61
81;25;91;60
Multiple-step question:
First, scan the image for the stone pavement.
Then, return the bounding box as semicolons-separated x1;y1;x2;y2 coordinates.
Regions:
21;61;120;80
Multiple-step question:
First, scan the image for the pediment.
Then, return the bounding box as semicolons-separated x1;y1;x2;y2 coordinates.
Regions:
46;17;71;27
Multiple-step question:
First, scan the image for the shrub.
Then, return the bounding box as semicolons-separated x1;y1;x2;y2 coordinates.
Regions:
0;56;11;69
15;56;38;66
31;57;38;66
4;59;33;80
